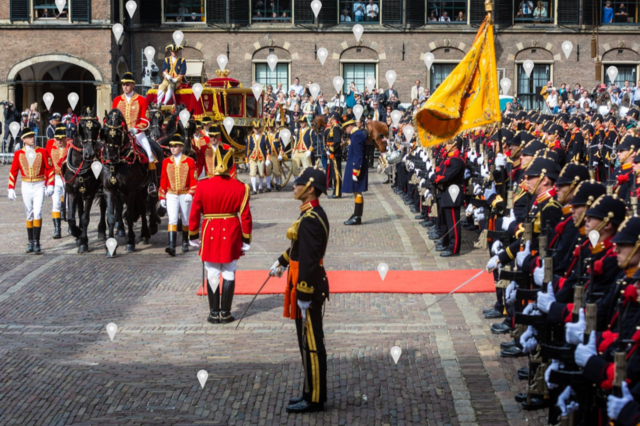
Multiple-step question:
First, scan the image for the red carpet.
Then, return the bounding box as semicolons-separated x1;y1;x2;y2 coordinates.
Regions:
225;270;494;295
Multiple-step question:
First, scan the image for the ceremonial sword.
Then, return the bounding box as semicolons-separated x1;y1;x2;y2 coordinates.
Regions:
235;274;273;330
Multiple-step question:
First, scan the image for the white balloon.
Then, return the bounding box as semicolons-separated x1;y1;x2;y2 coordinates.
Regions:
353;104;364;121
112;24;124;42
311;0;322;17
403;125;415;142
523;60;534;78
365;76;376;92
385;70;397;87
352;24;364;42
192;83;203;101
173;30;184;47
125;0;137;18
333;76;344;93
179;110;190;127
607;66;618;84
217;54;228;71
267;54;278;72
391;110;402;127
223;117;235;134
55;0;66;14
9;122;20;139
26;149;37;167
43;92;54;110
144;46;156;64
423;52;435;69
562;41;573;60
280;128;291;147
68;92;79;110
500;78;512;95
309;83;321;100
251;83;264;101
317;47;328;66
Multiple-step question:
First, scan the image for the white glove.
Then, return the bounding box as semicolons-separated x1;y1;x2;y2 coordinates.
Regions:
483;182;496;200
473;183;482;195
305;151;311;158
465;204;475;216
269;260;285;278
545;359;564;389
566;308;587;345
523;301;541;316
608;381;634;420
474;212;485;221
495;153;507;170
533;260;545;286
353;174;358;182
521;326;539;353
477;153;484;165
189;236;201;247
491;240;503;256
593;161;599;167
575;331;597;367
7;189;16;201
185;194;193;203
536;283;556;313
160;199;167;208
128;127;138;136
464;169;471;179
486;255;499;271
468;150;477;162
501;209;516;231
298;300;312;318
480;164;489;178
506;281;518;305
45;185;54;197
265;160;271;167
241;242;251;252
516;241;531;268
428;171;435;179
558;386;579;417
278;155;283;161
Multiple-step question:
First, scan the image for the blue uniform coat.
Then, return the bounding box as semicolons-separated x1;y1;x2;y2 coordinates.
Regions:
343;129;368;193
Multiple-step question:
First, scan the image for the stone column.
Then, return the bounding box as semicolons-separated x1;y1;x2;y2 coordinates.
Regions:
95;83;113;122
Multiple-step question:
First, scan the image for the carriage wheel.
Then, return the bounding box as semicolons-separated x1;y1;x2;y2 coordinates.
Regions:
280;149;295;187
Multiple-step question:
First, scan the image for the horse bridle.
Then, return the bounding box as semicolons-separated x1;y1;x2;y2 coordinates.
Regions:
102;121;129;163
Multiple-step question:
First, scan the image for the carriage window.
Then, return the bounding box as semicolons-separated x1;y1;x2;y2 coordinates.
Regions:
34;0;69;21
246;96;257;118
218;93;226;116
227;94;244;116
163;0;206;23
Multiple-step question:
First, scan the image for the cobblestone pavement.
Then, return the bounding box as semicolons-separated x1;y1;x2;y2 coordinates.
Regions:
0;167;546;425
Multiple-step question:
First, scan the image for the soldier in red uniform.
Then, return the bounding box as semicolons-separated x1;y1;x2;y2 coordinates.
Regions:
45;125;69;239
8;127;55;253
159;134;198;256
196;124;237;179
189;145;252;324
112;72;157;195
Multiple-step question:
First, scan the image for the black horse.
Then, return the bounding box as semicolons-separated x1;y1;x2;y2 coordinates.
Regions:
100;109;158;256
147;103;165;144
61;106;105;253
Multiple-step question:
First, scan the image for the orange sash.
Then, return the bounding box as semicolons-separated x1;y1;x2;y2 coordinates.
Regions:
283;260;299;320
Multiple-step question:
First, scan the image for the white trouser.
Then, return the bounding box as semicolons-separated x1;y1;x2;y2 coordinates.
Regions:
156;80;175;106
136;132;155;162
22;181;45;221
166;193;191;227
52;175;65;213
205;260;238;292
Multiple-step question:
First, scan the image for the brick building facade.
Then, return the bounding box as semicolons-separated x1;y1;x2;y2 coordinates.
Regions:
0;0;638;124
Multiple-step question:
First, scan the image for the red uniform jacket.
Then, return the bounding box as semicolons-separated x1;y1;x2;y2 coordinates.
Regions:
112;93;150;131
159;155;198;201
45;139;68;176
8;147;54;190
189;175;252;263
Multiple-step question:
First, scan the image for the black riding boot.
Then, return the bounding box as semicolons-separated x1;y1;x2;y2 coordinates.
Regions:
165;231;176;256
344;201;363;226
26;227;34;253
148;166;158;197
33;225;42;254
60;199;66;221
182;231;189;253
53;218;61;239
220;279;236;323
206;280;221;324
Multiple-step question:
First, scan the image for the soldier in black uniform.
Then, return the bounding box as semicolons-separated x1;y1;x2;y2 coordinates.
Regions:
326;112;343;199
269;167;330;414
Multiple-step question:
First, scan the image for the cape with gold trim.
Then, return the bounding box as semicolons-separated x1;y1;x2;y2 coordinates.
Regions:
414;16;501;147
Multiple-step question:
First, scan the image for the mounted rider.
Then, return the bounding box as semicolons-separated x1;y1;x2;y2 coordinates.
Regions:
112;71;158;196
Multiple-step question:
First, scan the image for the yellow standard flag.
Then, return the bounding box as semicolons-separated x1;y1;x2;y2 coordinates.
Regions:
415;16;501;147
